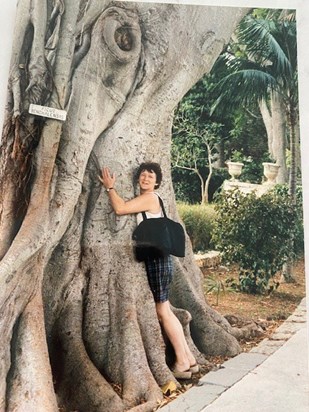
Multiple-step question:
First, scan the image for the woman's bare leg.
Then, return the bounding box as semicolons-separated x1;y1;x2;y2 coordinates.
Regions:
155;301;196;372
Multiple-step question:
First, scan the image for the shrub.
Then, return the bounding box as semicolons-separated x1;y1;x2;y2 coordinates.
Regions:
271;184;304;257
177;203;216;253
212;188;298;294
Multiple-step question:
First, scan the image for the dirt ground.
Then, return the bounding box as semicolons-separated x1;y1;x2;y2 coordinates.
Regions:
157;257;306;408
203;257;306;350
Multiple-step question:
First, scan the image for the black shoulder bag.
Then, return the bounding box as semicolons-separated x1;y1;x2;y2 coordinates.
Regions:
132;197;186;262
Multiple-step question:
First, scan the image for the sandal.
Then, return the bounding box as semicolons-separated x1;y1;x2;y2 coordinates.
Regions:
190;363;199;373
172;368;192;379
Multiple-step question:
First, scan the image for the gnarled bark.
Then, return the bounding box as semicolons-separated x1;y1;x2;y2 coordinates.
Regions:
0;2;250;411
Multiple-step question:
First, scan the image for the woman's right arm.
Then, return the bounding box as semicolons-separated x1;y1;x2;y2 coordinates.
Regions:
108;190;158;215
99;167;159;215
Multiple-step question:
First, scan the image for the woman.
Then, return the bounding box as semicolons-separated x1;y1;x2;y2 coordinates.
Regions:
99;162;198;379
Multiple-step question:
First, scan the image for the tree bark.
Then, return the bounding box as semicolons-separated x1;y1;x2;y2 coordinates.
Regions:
281;100;299;283
0;2;250;411
259;92;288;184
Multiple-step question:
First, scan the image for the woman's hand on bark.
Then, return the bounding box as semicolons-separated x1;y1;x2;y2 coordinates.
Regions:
99;167;116;189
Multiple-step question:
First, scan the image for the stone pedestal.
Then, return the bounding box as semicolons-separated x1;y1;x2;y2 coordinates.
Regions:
223;180;269;196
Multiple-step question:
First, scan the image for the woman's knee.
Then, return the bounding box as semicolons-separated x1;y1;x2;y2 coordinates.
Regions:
155;301;171;321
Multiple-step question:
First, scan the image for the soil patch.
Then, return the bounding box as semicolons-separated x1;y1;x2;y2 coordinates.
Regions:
203;257;306;351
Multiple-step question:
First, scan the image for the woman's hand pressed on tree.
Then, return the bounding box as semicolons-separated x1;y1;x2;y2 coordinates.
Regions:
99;167;116;189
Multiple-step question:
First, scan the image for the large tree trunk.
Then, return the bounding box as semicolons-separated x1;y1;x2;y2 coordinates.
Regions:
0;2;249;411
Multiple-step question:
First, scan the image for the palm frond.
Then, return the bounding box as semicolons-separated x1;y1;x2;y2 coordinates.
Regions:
237;16;293;77
210;10;297;118
211;70;277;115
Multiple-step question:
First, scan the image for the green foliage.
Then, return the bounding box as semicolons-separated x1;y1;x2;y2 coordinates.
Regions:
171;47;270;203
171;74;235;203
272;184;304;256
171;75;267;202
212;188;299;294
172;167;228;204
172;93;225;203
173;168;203;204
177;203;216;252
227;109;268;166
171;9;298;203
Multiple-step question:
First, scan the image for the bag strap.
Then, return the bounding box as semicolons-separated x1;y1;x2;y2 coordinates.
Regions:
158;196;167;218
141;195;167;221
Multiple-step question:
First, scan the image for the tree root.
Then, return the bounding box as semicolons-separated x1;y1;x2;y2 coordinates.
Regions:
224;314;265;341
55;270;124;412
51;261;171;412
6;290;58;412
127;396;163;412
103;262;166;410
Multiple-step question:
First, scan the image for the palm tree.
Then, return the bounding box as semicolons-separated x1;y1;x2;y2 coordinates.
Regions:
212;9;298;199
211;9;299;281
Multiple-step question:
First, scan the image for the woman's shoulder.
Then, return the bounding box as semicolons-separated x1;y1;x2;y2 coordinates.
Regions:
151;192;162;202
140;191;160;199
138;192;160;212
136;191;159;204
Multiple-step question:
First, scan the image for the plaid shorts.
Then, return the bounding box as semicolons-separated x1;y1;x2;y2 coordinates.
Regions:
144;255;173;303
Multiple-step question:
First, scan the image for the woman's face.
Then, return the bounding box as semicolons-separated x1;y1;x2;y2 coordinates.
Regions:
138;169;157;192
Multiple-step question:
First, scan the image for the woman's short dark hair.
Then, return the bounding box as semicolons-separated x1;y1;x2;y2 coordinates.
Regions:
135;162;162;188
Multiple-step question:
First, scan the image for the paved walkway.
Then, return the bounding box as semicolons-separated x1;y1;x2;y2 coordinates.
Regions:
160;297;308;412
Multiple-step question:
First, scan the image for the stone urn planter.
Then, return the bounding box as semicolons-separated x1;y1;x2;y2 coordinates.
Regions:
226;161;244;181
262;162;280;184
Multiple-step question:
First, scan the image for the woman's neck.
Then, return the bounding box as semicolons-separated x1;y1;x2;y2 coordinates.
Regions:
140;189;155;194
